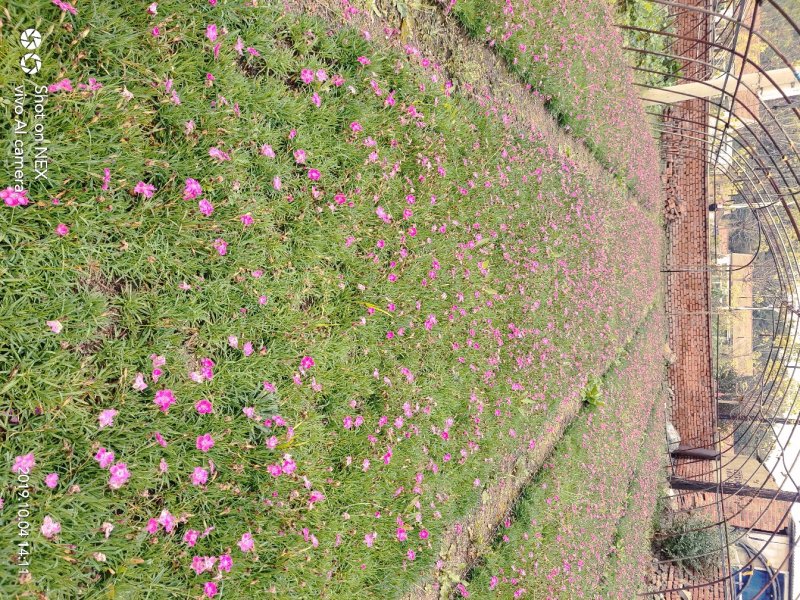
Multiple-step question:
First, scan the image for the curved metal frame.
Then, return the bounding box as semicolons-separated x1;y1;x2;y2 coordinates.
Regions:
618;0;800;596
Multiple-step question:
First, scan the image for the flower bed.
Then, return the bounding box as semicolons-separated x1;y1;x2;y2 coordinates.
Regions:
602;396;667;598
1;1;662;598
445;0;664;210
465;310;667;598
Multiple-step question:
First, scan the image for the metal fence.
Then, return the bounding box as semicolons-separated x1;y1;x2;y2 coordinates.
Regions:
619;0;800;597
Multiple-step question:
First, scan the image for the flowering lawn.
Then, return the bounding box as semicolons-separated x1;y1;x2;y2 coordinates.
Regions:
1;1;664;598
464;311;667;598
602;390;666;599
445;0;663;210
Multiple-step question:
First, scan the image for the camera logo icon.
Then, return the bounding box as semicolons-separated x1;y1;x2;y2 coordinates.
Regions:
20;53;42;75
20;28;42;50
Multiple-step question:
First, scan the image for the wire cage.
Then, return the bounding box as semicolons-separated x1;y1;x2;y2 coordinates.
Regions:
618;0;800;598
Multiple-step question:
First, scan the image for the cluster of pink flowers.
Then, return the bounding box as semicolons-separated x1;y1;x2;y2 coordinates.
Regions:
1;187;29;207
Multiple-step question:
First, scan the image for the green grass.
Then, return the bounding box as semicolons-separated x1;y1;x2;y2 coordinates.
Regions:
446;0;665;209
601;383;666;598
463;310;667;598
1;1;663;598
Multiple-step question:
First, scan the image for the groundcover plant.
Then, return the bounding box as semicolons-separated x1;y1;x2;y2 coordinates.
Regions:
1;0;664;598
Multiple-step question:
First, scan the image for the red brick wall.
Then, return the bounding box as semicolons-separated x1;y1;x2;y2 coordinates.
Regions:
664;98;715;449
664;0;715;450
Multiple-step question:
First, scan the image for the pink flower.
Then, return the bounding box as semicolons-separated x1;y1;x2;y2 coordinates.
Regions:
41;515;61;539
357;56;371;65
101;168;111;190
419;529;429;539
200;357;215;378
281;455;296;474
48;79;73;93
311;92;321;108
51;0;77;15
242;342;254;356
206;24;218;42
158;508;177;533
294;149;307;164
132;372;148;391
191;467;209;486
196;434;215;452
144;518;158;534
98;409;118;428
55;223;69;236
94;448;115;469
46;320;63;334
237;532;255;552
44;473;59;489
12;453;35;474
198;199;214;216
101;522;114;538
146;2;158;15
308;169;321;181
213;238;228;256
218;554;233;572
204;582;218;598
153;389;176;413
396;527;408;542
184;178;202;200
407;549;416;560
133;181;156;198
240;213;253;226
191;555;216;575
300;69;314;84
159;458;169;473
316;69;328;82
309;490;325;505
208;147;231;161
260;144;275;158
154;431;167;447
227;335;239;348
300;356;315;370
195;399;213;414
364;532;377;547
108;462;131;489
184;529;200;547
151;27;160;37
273;176;282;190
